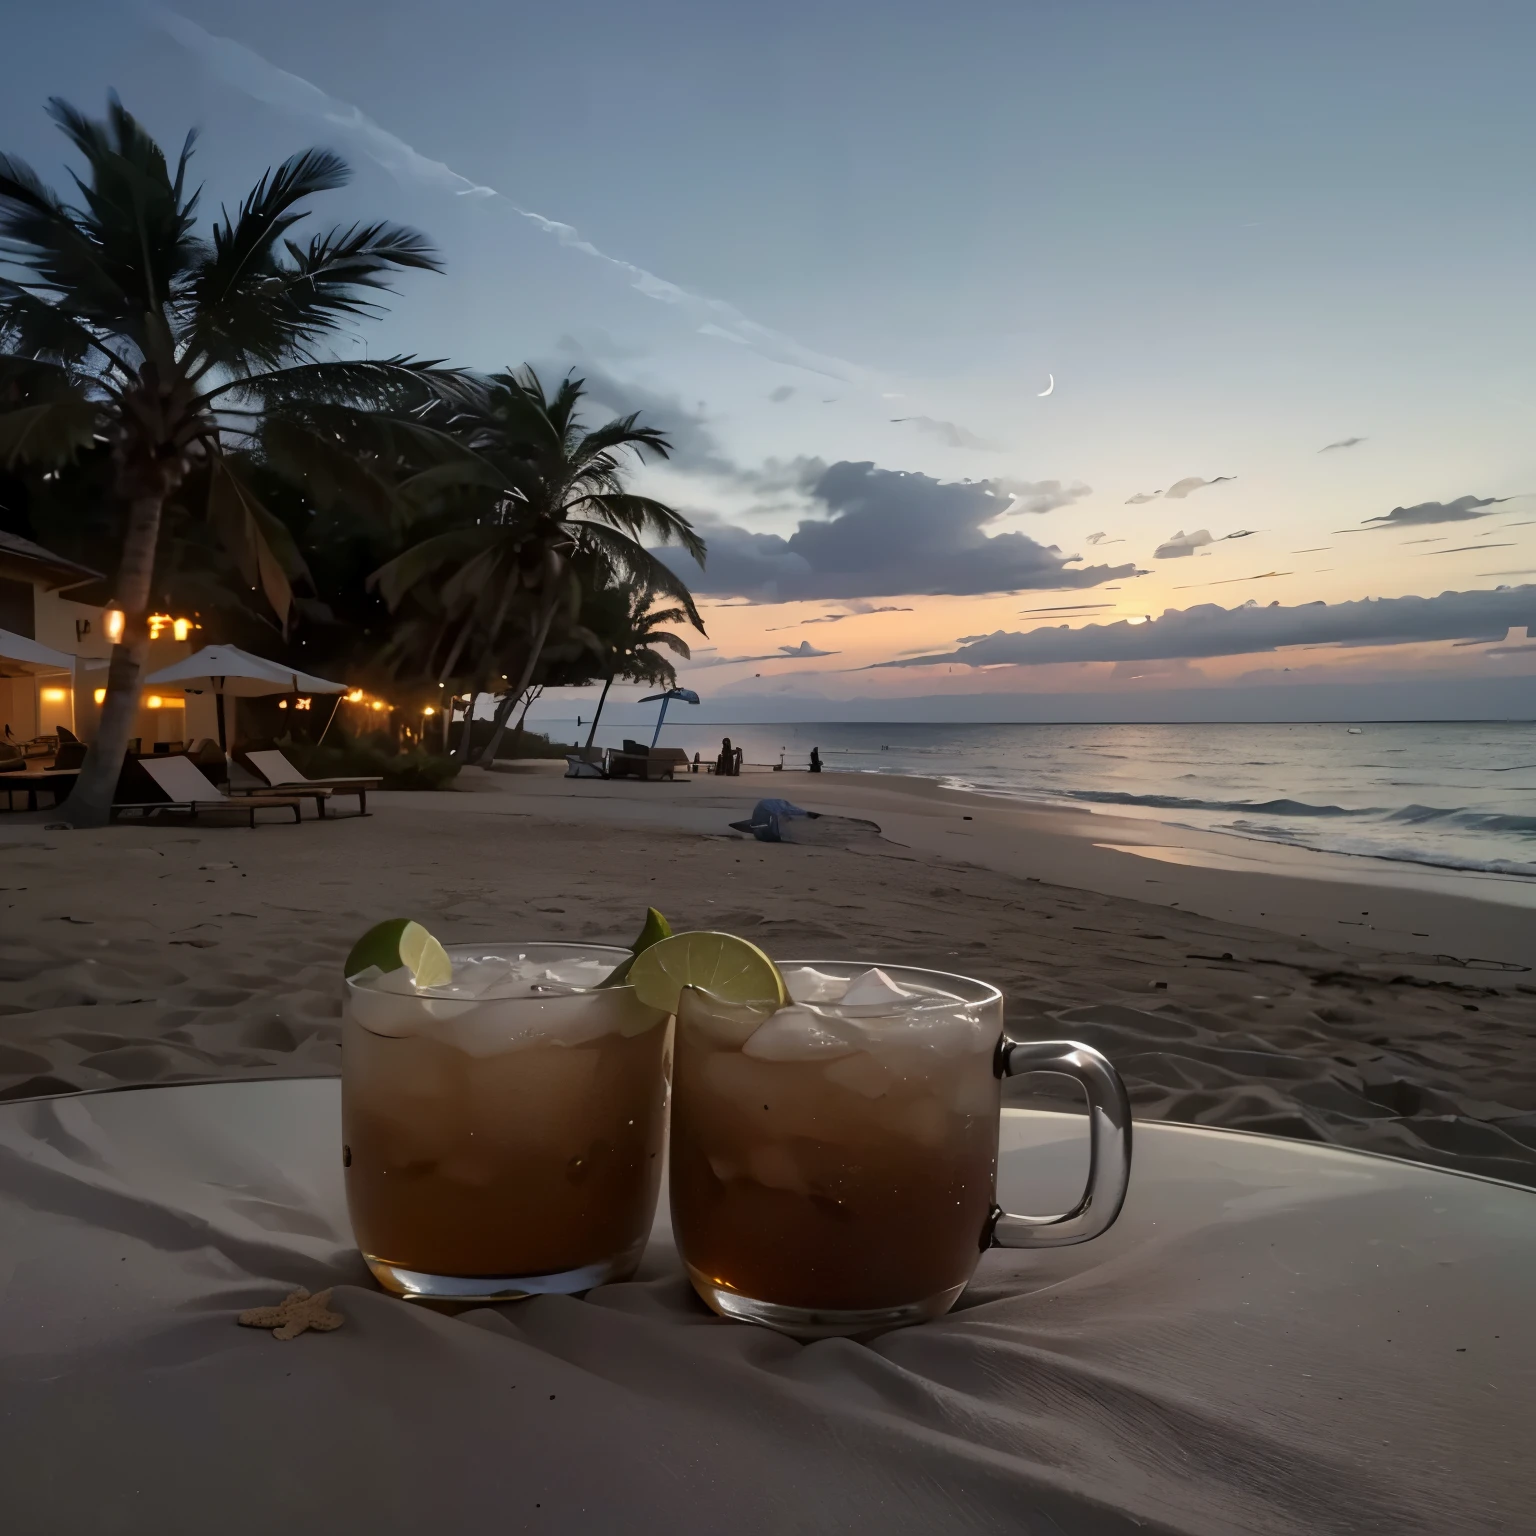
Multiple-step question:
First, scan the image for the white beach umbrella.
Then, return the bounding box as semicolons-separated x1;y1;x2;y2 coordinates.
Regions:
0;628;90;737
145;645;348;749
0;627;75;676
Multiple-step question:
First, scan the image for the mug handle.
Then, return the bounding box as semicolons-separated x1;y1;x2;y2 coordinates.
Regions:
988;1038;1133;1249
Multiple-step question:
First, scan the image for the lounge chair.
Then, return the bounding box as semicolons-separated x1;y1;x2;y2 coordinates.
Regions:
111;755;311;827
239;749;378;815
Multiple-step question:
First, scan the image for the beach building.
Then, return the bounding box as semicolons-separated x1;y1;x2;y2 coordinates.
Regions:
0;531;209;748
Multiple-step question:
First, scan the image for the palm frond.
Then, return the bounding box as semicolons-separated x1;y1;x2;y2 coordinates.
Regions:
190;213;439;372
260;416;404;526
0;395;102;468
569;521;704;630
206;457;306;627
370;525;506;610
575;492;707;563
40;97;204;327
572;413;671;467
198;149;350;309
204;356;473;410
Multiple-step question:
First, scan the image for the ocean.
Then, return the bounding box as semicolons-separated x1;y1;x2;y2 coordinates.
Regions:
537;718;1536;880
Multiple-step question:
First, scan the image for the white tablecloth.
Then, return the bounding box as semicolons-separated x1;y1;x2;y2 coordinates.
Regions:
0;1080;1529;1535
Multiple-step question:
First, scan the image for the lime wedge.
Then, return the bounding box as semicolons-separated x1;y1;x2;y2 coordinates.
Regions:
627;931;787;1014
598;906;673;988
344;919;453;988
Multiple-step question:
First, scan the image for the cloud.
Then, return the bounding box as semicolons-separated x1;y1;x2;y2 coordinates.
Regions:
685;640;839;669
1165;476;1236;499
560;362;741;479
889;416;999;450
995;480;1093;515
151;8;874;386
1359;494;1511;529
1127;477;1235;504
659;463;1133;601
768;386;796;403
801;604;913;624
1320;436;1367;452
1019;602;1116;615
874;586;1536;668
1173;570;1291;590
1153;529;1215;559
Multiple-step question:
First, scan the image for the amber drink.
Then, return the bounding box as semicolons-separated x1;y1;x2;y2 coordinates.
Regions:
343;943;669;1301
670;961;1132;1336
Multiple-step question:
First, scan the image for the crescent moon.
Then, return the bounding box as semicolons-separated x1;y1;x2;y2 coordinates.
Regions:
1037;374;1054;397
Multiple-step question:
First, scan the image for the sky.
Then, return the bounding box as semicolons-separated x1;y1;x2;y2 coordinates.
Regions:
5;1;1535;721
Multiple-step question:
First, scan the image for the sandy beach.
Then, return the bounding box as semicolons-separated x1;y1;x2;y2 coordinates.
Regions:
2;763;1532;1186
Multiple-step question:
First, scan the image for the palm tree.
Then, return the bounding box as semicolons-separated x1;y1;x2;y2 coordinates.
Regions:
0;97;462;824
372;367;705;767
583;583;695;749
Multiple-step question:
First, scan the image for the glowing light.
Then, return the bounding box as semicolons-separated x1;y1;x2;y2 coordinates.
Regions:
173;618;191;642
278;699;288;709
147;695;164;709
371;701;386;712
104;609;124;643
294;697;311;711
40;687;68;703
94;688;106;705
143;694;185;710
346;689;364;703
423;705;436;716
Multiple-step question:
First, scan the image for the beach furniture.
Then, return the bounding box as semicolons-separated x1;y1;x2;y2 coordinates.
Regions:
144;644;350;751
607;741;690;780
564;748;608;778
2;1077;1527;1534
0;766;78;812
239;748;378;815
111;754;310;826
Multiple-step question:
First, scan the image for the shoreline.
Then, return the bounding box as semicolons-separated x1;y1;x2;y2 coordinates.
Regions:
835;766;1536;898
2;760;1533;1186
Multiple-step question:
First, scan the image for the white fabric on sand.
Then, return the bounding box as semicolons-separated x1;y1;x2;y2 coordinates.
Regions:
0;1081;1529;1535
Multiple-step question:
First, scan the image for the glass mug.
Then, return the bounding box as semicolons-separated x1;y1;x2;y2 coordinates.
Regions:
342;942;670;1301
669;961;1132;1336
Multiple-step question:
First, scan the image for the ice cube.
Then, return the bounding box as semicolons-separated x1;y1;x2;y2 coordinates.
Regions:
746;1142;808;1194
838;967;914;1012
742;1006;859;1061
782;967;850;1004
822;1051;893;1100
893;1094;951;1148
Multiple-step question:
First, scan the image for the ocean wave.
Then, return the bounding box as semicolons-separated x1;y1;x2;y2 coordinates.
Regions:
1211;822;1536;879
1065;790;1370;818
1062;789;1536;837
1384;804;1536;835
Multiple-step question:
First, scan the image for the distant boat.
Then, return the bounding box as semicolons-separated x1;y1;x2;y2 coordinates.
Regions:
1347;727;1363;734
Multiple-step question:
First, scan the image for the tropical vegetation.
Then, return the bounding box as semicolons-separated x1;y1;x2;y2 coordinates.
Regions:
0;97;706;815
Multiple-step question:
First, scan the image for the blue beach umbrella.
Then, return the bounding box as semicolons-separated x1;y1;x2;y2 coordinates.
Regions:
638;687;700;748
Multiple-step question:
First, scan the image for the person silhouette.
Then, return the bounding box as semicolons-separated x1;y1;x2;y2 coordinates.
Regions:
809;747;822;773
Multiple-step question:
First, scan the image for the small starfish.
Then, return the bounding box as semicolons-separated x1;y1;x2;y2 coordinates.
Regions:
237;1286;344;1340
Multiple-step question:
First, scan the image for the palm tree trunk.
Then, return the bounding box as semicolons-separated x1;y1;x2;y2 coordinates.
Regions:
584;673;615;750
475;591;560;766
60;493;165;828
456;691;479;759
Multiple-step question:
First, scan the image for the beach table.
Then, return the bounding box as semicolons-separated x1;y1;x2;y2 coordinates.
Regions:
0;1080;1528;1535
0;765;77;812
